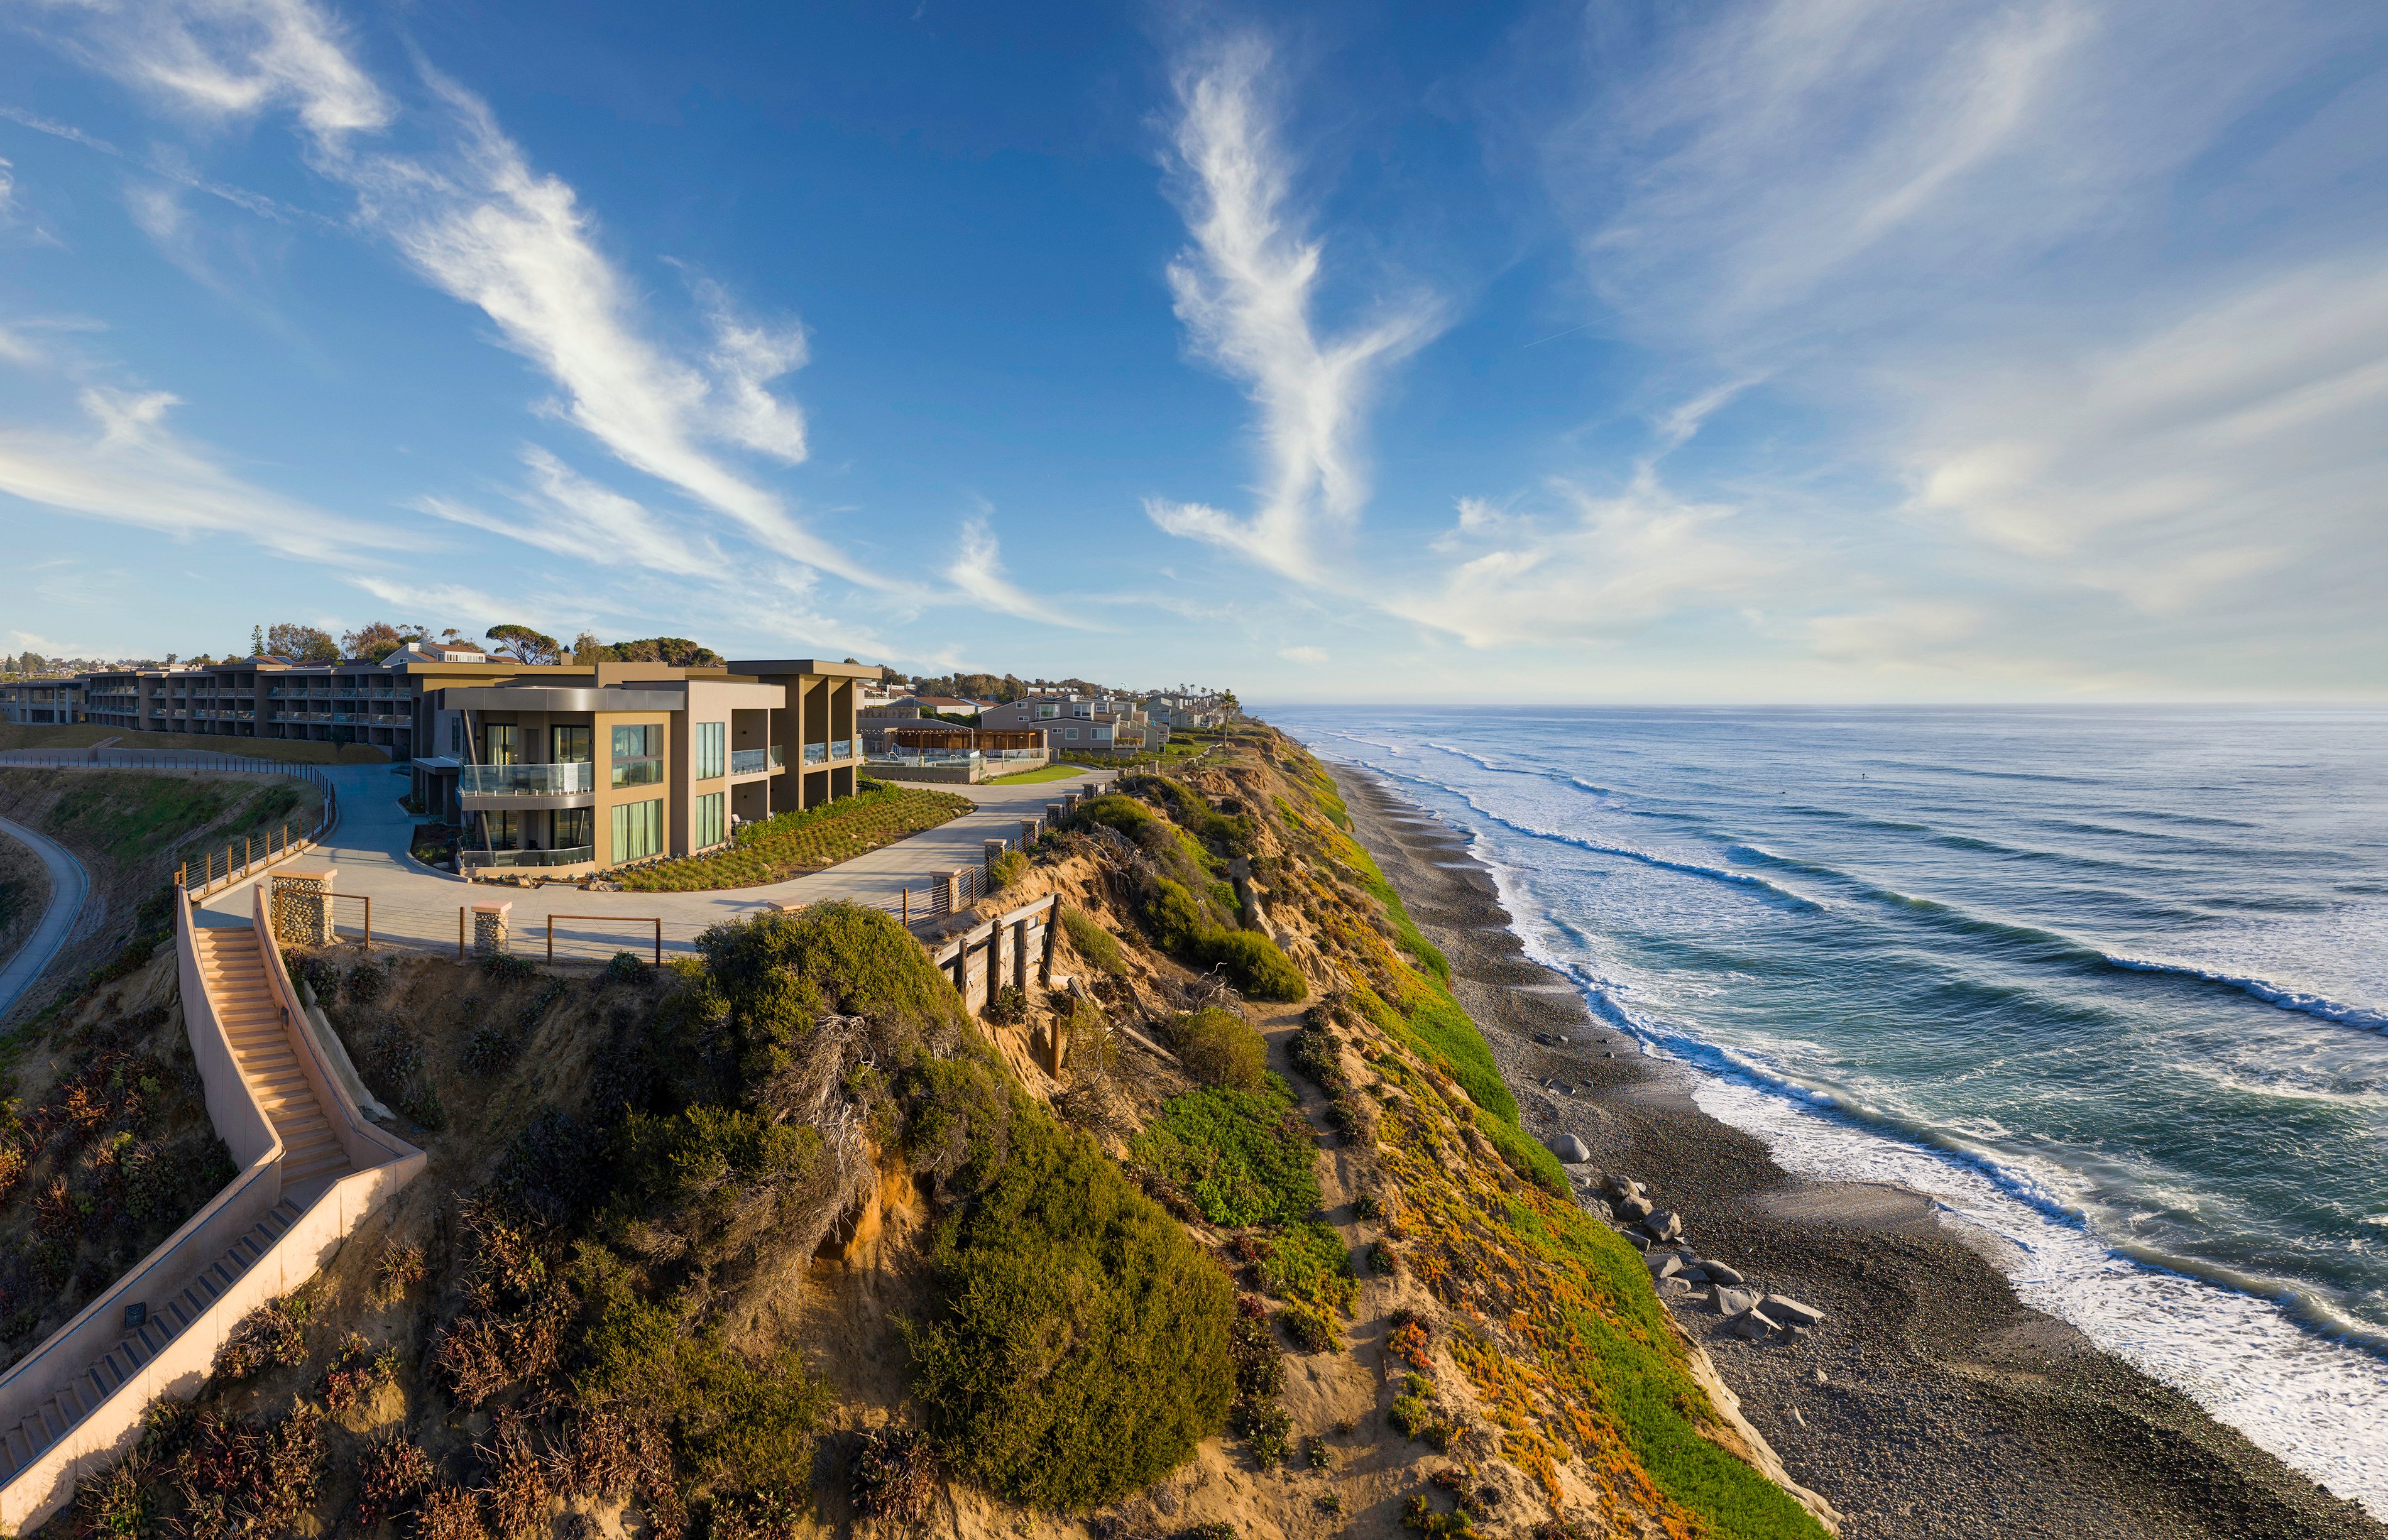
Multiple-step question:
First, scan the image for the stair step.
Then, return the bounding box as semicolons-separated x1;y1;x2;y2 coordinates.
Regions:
283;1152;353;1182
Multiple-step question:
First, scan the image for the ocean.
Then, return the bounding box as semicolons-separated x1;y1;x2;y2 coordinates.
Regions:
1268;704;2388;1515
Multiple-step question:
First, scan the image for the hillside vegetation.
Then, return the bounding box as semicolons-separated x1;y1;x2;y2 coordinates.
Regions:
35;731;1827;1540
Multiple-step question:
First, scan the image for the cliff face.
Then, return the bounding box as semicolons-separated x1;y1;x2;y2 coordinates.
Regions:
40;729;1832;1540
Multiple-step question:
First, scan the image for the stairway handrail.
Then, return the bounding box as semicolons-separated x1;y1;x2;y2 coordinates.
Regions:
0;903;284;1439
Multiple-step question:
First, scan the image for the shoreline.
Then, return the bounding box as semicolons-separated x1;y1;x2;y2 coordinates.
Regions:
1327;761;2384;1540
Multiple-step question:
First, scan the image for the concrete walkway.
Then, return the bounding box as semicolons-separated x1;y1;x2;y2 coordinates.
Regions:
0;815;90;1021
197;765;1115;961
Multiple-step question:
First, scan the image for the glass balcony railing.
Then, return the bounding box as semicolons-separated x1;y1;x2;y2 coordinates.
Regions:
868;749;982;768
730;747;780;776
460;762;596;796
461;845;596;870
802;742;827;765
831;738;853;759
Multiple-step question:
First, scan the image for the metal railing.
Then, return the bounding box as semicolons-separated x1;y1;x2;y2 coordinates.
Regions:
547;914;662;964
868;750;982;768
460;844;596;870
459;761;595;796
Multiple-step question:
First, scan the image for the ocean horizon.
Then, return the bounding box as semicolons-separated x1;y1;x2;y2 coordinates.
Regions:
1268;702;2388;1516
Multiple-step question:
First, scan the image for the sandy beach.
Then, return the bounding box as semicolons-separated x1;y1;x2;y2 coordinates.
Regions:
1331;763;2384;1540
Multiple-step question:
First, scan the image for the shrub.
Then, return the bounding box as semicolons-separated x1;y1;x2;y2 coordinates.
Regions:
905;1109;1234;1511
1133;1083;1320;1228
417;1483;486;1540
344;961;388;1003
1166;1008;1268;1094
1059;908;1125;975
354;1438;436;1527
605;950;652;985
478;1423;550;1540
848;1428;937;1522
215;1299;308;1382
696;902;967;1079
1231;1396;1292;1468
985;985;1027;1027
480;951;534;982
1141;877;1208;953
1280;1302;1342;1353
73;1453;150;1540
1254;1221;1357;1316
614;785;970;890
1203;929;1306;1002
1229;1296;1285;1399
987;849;1029;892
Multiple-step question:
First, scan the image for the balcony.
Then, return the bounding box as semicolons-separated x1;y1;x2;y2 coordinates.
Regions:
461;844;595;871
802;742;827;766
461;762;596;797
831;738;853;760
730;745;784;777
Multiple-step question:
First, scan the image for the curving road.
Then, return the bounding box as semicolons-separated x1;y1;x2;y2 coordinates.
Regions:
197;765;1114;961
0;814;92;1022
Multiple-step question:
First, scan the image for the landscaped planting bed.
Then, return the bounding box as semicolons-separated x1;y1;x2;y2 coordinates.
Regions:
613;783;973;891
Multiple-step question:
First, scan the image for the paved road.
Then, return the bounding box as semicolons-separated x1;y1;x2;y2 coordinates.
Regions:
198;766;1115;960
0;814;92;1021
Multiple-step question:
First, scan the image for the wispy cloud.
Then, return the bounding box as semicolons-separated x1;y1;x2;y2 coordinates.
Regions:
943;513;1095;629
17;0;892;596
0;104;121;155
0;387;394;560
1146;34;1442;581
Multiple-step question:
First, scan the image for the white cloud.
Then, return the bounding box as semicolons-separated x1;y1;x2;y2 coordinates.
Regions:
1388;468;1771;648
0;387;393;560
63;0;392;151
0;104;121;155
943;513;1094;629
1279;645;1328;664
1147;34;1442;581
1901;260;2388;615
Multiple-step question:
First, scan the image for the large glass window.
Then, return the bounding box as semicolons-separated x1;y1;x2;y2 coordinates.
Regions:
483;811;520;849
611;798;664;863
695;790;726;849
554;807;594;852
552;725;593;763
694;720;725;780
611;723;663;787
486;723;520;765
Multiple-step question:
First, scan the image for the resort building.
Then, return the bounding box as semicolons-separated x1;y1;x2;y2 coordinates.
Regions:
417;656;875;876
0;677;84;725
978;693;1164;753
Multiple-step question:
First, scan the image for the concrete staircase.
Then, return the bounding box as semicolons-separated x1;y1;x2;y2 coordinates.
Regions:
0;1199;302;1480
192;927;350;1187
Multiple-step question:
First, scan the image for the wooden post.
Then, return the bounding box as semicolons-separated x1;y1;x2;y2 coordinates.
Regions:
1040;901;1056;986
459;906;467;961
987;923;1002;1015
1012;917;1028;995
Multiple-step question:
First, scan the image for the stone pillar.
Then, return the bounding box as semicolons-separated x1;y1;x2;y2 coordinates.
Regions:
1019;817;1041;846
983;838;1007;880
471;899;512;958
1045;802;1065;828
940;868;965;914
1061;793;1079;819
270;866;337;946
1080;782;1100;799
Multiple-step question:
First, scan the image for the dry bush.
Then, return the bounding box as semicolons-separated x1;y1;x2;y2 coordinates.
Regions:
477;1423;552;1540
416;1484;486;1540
212;1299;308;1383
704;1488;804;1540
377;1241;427;1296
847;1427;937;1522
72;1450;150;1540
171;1402;325;1540
432;1314;511;1409
546;1410;637;1500
354;1438;436;1527
319;1331;398;1419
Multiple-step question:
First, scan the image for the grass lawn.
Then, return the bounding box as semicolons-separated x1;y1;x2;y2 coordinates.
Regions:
615;783;973;891
983;763;1084;785
0;723;389;765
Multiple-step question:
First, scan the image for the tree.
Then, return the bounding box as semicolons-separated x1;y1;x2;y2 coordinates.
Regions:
265;623;339;663
342;621;424;662
486;624;564;665
572;631;606;665
602;636;722;667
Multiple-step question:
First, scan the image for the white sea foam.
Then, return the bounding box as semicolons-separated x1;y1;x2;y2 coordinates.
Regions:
2102;953;2388;1030
1689;1075;2388;1517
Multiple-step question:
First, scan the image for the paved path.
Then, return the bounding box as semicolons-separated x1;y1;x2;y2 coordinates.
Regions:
0;814;91;1021
198;767;1115;960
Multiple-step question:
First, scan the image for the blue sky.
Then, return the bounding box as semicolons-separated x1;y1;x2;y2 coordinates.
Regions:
0;1;2382;702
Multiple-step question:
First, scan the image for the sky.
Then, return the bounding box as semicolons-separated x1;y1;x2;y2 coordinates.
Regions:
0;0;2382;704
